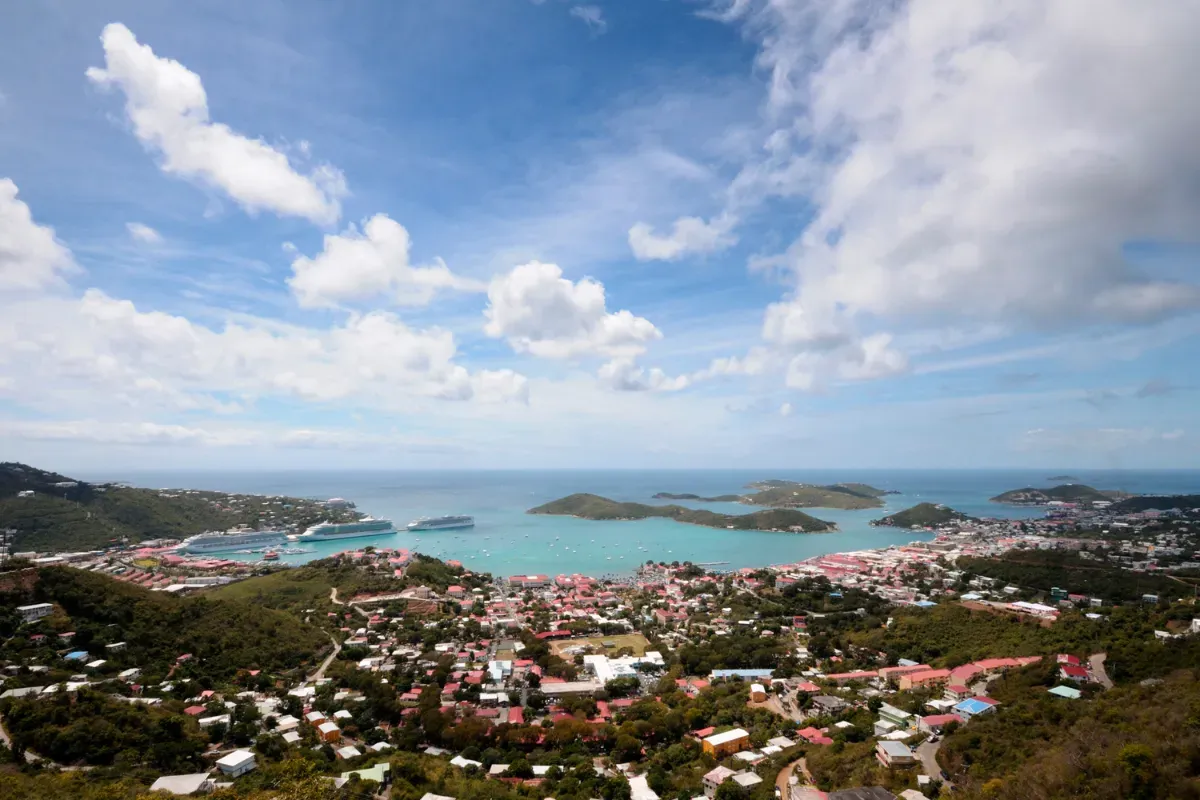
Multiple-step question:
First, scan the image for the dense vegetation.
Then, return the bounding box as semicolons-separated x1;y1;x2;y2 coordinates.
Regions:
740;481;890;509
0;687;207;770
989;484;1127;505
942;668;1200;799
872;502;973;528
958;551;1194;603
528;493;835;532
0;566;329;681
0;461;344;551
652;492;741;501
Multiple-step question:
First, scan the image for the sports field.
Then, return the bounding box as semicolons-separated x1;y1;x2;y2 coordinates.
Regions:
548;633;651;657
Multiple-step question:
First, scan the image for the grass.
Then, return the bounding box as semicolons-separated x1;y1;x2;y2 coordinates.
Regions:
548;632;652;657
206;570;335;612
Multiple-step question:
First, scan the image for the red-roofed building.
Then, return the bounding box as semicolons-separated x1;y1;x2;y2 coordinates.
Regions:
796;681;822;693
899;668;952;690
692;726;716;739
918;713;964;734
826;670;877;685
796;726;834;746
507;706;525;725
1060;664;1090;682
184;705;206;716
535;630;573;640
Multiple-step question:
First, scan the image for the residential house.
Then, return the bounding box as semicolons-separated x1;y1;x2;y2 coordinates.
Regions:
876;740;917;768
215;750;257;778
702;728;750;758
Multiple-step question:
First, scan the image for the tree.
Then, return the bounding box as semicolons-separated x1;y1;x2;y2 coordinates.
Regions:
507;758;534;778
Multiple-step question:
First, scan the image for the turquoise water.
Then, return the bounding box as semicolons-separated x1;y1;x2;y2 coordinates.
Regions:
88;469;1200;578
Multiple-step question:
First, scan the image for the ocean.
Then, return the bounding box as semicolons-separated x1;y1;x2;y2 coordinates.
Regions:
83;469;1200;578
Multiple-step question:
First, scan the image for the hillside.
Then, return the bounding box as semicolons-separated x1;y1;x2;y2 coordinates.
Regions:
990;483;1129;505
957;551;1195;604
1110;494;1200;513
651;492;741;501
0;565;329;681
871;502;974;528
0;461;350;552
528;493;835;532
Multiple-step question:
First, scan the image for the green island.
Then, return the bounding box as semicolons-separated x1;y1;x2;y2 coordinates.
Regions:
1111;494;1200;513
0;462;358;552
989;483;1131;505
1046;474;1080;481
528;493;836;532
870;502;975;528
654;480;896;510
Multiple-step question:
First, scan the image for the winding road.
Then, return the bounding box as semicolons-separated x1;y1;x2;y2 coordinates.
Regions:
305;633;342;685
1089;652;1114;689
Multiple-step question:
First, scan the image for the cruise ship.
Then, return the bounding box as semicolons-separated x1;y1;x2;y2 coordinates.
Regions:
406;515;475;532
179;529;288;554
295;517;395;541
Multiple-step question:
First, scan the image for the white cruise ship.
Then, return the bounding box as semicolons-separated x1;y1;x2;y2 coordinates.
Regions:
406;515;475;531
180;529;288;554
295;517;395;542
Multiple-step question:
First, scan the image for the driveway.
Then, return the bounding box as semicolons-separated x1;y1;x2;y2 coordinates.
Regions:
916;739;950;789
1089;653;1114;689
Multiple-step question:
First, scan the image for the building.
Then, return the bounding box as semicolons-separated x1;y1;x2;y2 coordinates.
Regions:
898;668;951;691
215;750;256;777
703;766;737;797
317;721;342;743
16;603;53;623
702;728;751;758
876;740;917;768
749;683;768;702
507;574;551;589
952;696;1000;719
148;774;214;795
917;714;963;734
875;703;915;736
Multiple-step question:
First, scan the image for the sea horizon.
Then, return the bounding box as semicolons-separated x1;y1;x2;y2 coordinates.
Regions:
70;467;1200;578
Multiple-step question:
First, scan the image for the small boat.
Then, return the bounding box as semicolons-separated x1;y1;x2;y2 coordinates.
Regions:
262;551;280;561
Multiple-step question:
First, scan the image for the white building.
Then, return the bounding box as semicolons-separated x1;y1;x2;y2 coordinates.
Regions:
17;603;53;623
215;750;256;777
148;774;214;795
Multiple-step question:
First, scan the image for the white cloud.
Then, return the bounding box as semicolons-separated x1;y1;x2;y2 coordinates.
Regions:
628;214;736;261
86;23;346;225
126;221;162;244
484;261;661;358
288;214;483;308
0;179;77;291
0;289;528;415
598;359;691;392
1016;426;1188;453
569;5;608;34
779;402;792;417
701;0;1200;384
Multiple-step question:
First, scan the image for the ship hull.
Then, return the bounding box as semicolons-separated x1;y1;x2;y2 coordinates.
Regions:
295;529;396;542
406;521;475;532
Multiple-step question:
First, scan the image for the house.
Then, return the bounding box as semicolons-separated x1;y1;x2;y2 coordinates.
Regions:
336;745;362;759
898;668;951;691
703;766;737;797
749;683;768;702
876;740;917;768
16;603;53;623
215;750;256;777
943;683;971;702
875;703;914;736
811;695;849;715
733;773;763;789
702;728;750;758
952;696;1000;719
317;721;342;742
828;790;896;800
1059;664;1090;683
148;774;214;795
117;668;141;682
1048;685;1082;699
917;714;963;734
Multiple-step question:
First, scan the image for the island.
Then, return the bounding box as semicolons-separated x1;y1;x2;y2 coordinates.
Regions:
652;480;897;510
528;493;836;532
871;502;975;528
990;484;1132;505
1047;475;1080;482
651;492;741;502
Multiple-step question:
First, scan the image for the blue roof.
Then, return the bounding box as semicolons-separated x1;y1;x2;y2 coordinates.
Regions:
64;651;88;661
953;697;996;716
710;669;775;679
911;600;937;608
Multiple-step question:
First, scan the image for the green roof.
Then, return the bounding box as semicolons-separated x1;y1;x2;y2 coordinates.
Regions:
340;762;390;783
1048;685;1082;699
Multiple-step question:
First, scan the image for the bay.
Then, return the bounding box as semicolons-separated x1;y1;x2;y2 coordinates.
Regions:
82;469;1200;578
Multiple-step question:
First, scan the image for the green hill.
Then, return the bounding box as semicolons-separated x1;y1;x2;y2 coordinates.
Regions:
0;461;349;552
871;502;974;528
0;565;330;681
651;480;895;510
528;493;835;532
990;484;1130;505
1110;494;1200;513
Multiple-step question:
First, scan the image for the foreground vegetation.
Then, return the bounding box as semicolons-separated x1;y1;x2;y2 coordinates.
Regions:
528;493;835;532
958;551;1196;604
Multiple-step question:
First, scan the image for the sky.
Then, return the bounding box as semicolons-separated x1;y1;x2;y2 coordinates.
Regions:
0;0;1198;472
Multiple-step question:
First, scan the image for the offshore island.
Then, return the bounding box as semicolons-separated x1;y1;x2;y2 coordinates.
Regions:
528;493;837;532
653;479;896;510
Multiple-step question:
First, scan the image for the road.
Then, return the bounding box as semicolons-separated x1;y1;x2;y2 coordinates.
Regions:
916;739;950;789
776;756;811;798
1089;652;1114;689
330;587;343;605
305;634;342;685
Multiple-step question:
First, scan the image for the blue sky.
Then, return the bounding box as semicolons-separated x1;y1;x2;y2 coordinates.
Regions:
0;0;1198;471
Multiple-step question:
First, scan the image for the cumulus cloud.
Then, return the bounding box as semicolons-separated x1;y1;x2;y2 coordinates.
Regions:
703;0;1200;385
86;23;346;224
125;222;161;243
628;215;736;261
0;179;77;291
598;359;691;392
288;214;483;308
484;261;661;358
779;402;793;417
569;5;608;34
1017;426;1188;453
